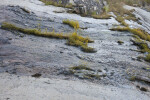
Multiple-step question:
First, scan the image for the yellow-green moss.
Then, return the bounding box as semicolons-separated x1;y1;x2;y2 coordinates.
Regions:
63;19;80;29
40;0;63;7
67;32;96;53
65;3;73;8
1;22;68;39
1;22;96;53
111;26;150;62
40;0;73;8
92;13;112;19
110;26;128;31
111;27;150;42
70;65;93;71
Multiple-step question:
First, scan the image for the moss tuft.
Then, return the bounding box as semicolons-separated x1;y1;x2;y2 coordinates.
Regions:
63;19;80;29
70;65;93;71
91;13;112;19
1;22;96;53
110;25;150;62
67;32;96;53
111;27;150;42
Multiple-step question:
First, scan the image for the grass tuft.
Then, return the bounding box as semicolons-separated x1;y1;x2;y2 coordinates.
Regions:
91;13;112;19
70;65;94;71
63;19;80;29
67;32;96;53
1;22;95;53
40;0;73;8
111;26;150;62
1;22;68;39
111;27;150;42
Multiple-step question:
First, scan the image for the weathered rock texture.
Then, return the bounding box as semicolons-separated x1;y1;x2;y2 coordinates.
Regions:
45;0;105;15
73;0;105;15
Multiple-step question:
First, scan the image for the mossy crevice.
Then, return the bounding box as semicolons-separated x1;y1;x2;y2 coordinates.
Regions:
1;22;96;53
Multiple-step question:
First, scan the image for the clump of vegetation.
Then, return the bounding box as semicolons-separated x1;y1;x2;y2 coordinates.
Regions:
132;37;150;53
106;0;150;10
65;3;73;8
110;26;128;31
40;0;73;8
1;22;96;53
67;32;96;53
111;27;150;42
129;28;150;42
70;65;94;71
40;0;62;7
111;25;150;62
1;22;68;39
91;12;112;19
124;15;137;22
104;0;139;27
63;19;80;29
116;15;125;22
115;15;129;27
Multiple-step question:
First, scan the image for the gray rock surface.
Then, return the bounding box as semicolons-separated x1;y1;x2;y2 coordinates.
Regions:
42;0;105;15
0;73;150;100
0;0;150;99
124;5;150;34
